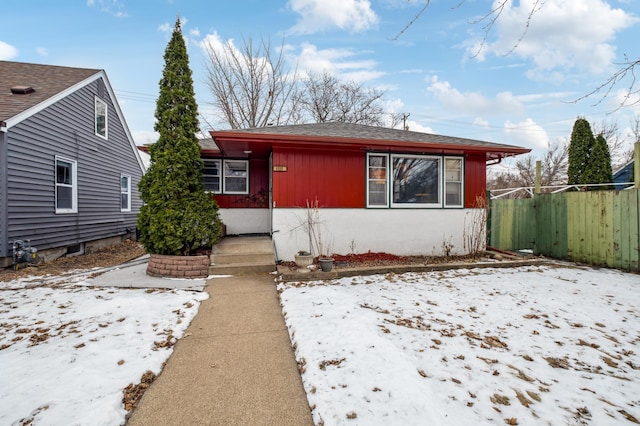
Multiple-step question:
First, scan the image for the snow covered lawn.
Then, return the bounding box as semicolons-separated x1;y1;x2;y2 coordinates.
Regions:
0;282;207;425
278;264;640;425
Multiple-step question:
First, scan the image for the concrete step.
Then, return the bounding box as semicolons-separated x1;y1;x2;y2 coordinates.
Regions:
209;236;276;275
209;262;276;276
211;252;275;265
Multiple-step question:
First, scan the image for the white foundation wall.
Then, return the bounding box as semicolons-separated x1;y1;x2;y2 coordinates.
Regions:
272;208;486;261
219;208;270;235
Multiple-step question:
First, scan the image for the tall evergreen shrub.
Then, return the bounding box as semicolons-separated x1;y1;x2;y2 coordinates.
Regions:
567;118;595;185
138;18;222;255
588;134;614;188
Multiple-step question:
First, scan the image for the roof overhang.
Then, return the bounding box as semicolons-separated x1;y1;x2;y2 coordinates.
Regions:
211;130;530;161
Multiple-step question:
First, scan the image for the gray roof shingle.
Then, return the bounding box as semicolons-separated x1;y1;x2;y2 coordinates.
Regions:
229;121;523;150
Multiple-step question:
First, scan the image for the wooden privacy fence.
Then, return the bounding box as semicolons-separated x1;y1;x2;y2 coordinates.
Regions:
490;189;640;271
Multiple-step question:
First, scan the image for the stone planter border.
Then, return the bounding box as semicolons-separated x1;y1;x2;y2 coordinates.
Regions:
147;253;210;278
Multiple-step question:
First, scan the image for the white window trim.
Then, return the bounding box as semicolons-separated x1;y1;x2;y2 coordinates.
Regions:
55;156;78;214
95;96;108;140
203;159;222;194
366;153;389;208
121;174;131;212
222;159;249;195
444;156;465;208
390;154;442;209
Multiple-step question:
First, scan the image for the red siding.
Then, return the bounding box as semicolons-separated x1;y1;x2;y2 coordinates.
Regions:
213;158;269;208
464;155;487;208
272;148;365;208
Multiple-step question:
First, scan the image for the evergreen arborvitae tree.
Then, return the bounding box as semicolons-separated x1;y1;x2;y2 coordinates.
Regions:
138;17;222;255
588;133;614;188
567;118;596;185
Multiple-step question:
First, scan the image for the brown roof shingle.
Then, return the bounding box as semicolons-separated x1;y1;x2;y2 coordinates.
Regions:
0;61;100;123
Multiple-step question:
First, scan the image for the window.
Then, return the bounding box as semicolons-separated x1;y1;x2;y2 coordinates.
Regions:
223;160;248;194
366;153;464;209
95;97;107;138
391;155;441;208
121;175;131;212
445;157;463;207
203;159;221;193
55;156;77;213
367;154;389;207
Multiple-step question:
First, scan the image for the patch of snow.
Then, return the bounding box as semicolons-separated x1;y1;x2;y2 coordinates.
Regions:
279;265;640;425
0;283;207;425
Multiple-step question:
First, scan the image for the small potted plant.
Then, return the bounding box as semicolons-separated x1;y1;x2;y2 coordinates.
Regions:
294;250;314;273
318;255;334;272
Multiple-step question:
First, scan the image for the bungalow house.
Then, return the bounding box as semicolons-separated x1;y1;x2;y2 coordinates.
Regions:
0;61;145;267
207;122;529;261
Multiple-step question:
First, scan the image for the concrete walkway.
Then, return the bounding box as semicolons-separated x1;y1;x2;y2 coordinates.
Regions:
127;273;313;426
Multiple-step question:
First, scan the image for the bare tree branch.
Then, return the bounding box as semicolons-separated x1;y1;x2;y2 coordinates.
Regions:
567;56;640;109
390;0;431;41
299;71;388;126
203;36;300;129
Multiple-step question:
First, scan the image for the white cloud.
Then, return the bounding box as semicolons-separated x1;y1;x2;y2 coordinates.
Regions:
504;118;549;150
405;120;433;133
0;41;18;60
86;0;128;17
158;22;171;33
287;0;379;34
36;47;48;57
132;130;159;147
426;75;525;116
296;43;385;82
473;117;489;128
468;0;638;81
189;28;200;37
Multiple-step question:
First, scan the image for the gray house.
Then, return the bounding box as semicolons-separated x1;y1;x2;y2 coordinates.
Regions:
0;61;145;267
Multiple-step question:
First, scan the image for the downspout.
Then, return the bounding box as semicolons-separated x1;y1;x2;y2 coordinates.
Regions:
0;127;8;258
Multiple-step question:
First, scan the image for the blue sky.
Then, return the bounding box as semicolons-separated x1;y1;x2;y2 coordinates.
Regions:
1;0;639;168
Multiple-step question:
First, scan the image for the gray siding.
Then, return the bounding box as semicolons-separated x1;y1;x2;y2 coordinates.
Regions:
3;79;143;256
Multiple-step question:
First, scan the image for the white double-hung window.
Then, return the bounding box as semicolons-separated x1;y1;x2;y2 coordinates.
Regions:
203;159;222;193
366;154;389;207
95;97;107;139
223;160;249;194
121;175;131;212
444;157;464;207
55;156;77;213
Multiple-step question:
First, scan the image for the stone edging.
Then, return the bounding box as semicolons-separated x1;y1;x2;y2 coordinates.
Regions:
146;253;210;278
277;258;549;282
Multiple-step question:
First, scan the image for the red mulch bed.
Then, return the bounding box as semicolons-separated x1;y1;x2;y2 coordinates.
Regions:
283;251;482;270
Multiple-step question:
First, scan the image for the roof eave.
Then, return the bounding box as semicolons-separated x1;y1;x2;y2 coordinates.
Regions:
211;130;531;160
